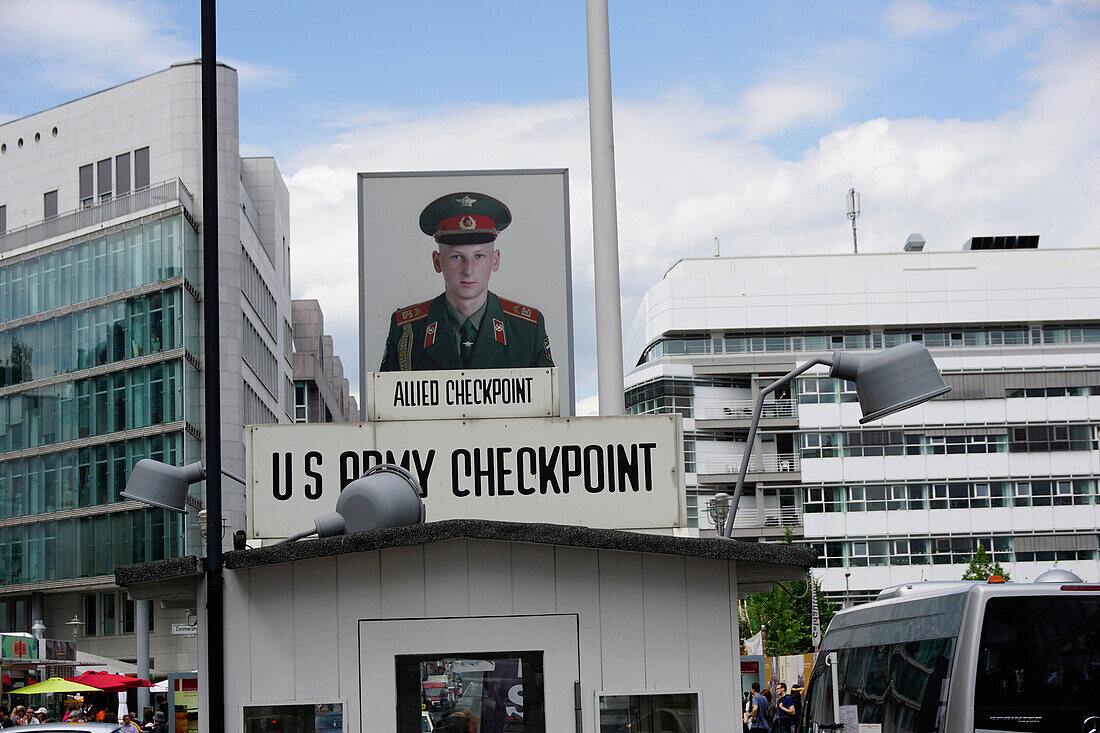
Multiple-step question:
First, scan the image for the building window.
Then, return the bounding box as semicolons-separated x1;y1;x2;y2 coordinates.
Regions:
44;190;58;219
134;146;150;189
243;704;342;733
294;381;308;423
396;651;544;732
598;692;699;733
116;152;131;196
79;164;94;207
97;158;112;202
0;204;6;234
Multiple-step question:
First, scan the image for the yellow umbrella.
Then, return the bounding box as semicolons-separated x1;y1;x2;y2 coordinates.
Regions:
10;676;103;694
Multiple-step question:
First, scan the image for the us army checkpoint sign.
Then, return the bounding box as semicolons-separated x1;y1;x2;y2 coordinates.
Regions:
246;414;684;539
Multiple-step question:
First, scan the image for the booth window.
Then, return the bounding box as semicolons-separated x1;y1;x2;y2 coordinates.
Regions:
597;691;699;733
395;651;545;733
243;703;342;733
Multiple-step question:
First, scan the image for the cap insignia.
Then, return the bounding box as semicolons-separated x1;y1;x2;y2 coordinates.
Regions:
456;195;477;207
459;215;476;229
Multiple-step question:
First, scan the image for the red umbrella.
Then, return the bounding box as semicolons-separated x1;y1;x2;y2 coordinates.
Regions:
66;671;153;692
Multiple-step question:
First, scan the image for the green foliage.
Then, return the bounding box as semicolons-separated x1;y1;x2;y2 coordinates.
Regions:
742;576;837;656
962;545;1010;582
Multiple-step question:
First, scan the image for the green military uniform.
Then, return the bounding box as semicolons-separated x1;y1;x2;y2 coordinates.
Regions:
380;292;553;371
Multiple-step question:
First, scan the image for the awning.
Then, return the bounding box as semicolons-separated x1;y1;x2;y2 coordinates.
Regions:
76;650;139;675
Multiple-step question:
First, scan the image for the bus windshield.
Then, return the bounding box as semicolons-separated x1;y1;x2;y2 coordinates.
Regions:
975;595;1100;731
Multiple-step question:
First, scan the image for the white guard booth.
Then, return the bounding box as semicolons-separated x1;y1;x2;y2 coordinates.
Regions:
116;520;813;733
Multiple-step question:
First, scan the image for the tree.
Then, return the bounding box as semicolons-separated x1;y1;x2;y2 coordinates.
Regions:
741;576;837;656
962;545;1010;581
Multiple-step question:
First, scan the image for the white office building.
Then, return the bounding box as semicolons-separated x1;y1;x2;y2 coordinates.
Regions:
0;62;294;676
624;237;1100;606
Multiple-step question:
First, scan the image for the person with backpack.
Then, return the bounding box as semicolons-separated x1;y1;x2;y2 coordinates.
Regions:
743;681;771;731
774;682;796;732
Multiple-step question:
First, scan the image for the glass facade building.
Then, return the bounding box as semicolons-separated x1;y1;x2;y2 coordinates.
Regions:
0;208;201;586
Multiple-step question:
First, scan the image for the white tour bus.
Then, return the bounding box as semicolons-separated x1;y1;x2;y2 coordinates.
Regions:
801;569;1100;733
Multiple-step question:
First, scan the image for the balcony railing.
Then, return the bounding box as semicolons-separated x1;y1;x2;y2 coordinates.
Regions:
695;398;798;420
697;452;801;475
706;503;804;531
0;179;193;254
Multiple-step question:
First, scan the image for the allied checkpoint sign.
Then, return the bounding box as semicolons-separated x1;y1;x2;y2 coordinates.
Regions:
368;367;559;420
246;414;684;539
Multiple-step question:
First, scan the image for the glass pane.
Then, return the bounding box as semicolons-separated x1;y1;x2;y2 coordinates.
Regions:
243;703;342;733
599;692;699;733
396;651;544;733
975;596;1100;730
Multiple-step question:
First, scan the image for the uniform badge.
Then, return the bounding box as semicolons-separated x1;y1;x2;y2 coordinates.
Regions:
424;321;438;349
456;195;477;207
493;318;506;345
459;215;476;229
544;335;552;361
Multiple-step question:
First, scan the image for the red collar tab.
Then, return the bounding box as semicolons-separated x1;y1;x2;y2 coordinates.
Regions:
424;321;438;349
493;318;506;345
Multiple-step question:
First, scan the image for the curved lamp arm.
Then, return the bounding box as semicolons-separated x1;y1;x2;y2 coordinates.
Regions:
721;357;831;538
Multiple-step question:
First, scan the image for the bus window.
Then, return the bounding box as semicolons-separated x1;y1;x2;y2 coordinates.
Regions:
975;596;1100;731
804;639;953;733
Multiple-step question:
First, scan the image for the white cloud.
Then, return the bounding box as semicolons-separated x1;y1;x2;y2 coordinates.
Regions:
0;0;291;94
575;394;600;417
738;82;845;139
285;24;1100;405
885;0;971;38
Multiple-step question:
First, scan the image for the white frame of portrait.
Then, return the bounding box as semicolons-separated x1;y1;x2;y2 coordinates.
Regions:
358;169;575;418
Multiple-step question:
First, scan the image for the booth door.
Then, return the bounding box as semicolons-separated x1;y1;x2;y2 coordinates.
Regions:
359;614;580;733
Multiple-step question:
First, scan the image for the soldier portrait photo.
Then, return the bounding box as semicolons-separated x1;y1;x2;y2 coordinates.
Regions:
380;192;554;371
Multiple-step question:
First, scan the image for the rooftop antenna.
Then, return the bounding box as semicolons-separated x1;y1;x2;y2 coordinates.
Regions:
846;188;860;253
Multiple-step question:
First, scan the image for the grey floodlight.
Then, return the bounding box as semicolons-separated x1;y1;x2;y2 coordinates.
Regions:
278;464;426;544
122;459;206;513
721;342;950;538
122;458;246;513
829;342;952;424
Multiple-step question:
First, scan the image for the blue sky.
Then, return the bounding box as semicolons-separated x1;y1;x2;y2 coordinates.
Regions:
2;0;1099;411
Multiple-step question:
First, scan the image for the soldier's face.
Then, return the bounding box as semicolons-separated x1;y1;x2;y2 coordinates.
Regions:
433;243;500;304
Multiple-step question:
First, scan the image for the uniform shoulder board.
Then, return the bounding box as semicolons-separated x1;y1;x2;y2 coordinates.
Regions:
393;301;433;326
498;297;540;324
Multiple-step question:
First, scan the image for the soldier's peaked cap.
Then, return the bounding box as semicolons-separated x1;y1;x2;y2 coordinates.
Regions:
419;192;512;245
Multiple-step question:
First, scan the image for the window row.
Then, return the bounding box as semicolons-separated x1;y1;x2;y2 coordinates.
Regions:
243;319;279;399
245;381;279;427
0;288;183;388
1006;386;1100;398
809;535;1098;569
0;507;184;585
78;147;149;207
0;432;188;520
804;478;1098;513
799;424;1097;458
797;377;859;404
637;324;1100;364
0;361;190;454
241;247;278;338
81;590;152;636
0;213;187;322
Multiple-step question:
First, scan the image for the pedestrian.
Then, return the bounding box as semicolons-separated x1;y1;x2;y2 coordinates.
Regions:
0;708;13;729
11;706;29;725
774;682;795;732
790;685;804;733
151;711;168;733
119;714;140;733
743;681;770;731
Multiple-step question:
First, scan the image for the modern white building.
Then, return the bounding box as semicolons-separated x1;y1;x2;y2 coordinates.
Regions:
0;62;294;677
624;238;1100;606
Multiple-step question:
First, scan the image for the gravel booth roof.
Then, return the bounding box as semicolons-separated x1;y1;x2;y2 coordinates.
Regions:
116;519;816;591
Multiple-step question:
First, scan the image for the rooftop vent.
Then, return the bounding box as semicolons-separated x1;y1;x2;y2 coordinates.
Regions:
964;235;1039;250
904;233;925;252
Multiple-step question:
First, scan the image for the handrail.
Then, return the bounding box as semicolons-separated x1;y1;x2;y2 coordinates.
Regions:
0;179;193;254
